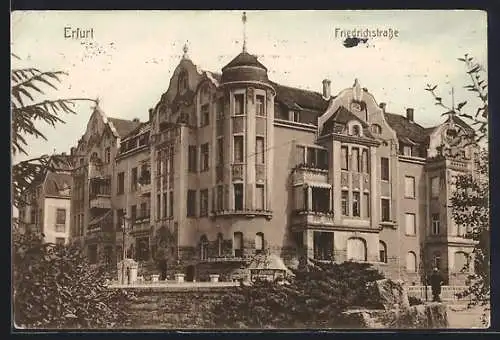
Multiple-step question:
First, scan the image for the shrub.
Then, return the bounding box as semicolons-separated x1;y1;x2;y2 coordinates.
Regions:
209;261;385;329
13;231;135;329
408;296;424;306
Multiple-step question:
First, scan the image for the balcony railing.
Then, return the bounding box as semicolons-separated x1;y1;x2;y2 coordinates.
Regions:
231;163;244;181
293;210;335;227
211;209;273;219
89;194;111;210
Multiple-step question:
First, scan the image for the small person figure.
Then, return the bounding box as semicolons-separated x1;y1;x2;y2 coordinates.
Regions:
430;267;444;302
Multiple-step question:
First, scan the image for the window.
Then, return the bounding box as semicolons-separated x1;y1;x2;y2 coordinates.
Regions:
362;149;369;173
256;137;265;164
317;149;328;169
131;167;138;191
341;191;349;216
432;214;440;235
379;241;387;263
162;192;167;218
56;237;65;246
256;184;265;211
56;208;66;225
234;183;243;211
255;232;264;254
168;146;174;174
234;94;244;115
352;148;360;172
88;245;98;264
201;143;209;171
156;194;161;220
406;251;417;272
234;136;244;163
290;110;300;122
187;190;196;217
381;157;389;181
169;191;174;217
363;193;370;218
217;97;224;120
200;235;208;260
104;245;113;265
381;198;390;222
296;145;305;165
200;189;209;217
433;252;441;269
341;146;348;170
217;233;223;256
405;213;416;235
403;145;412;156
431;176;440;197
404;176;415;198
256;95;265;116
140;163;150;184
178;72;188;92
136;237;150;262
117;172;125;194
130;205;137;222
347;237;367;261
371;124;382;134
105;147;111;163
140;202;148;219
313;231;334;260
352;125;361;136
234;232;243;257
352;192;360;217
201;104;209;127
188;145;197;172
217;185;224;211
217;138;224;165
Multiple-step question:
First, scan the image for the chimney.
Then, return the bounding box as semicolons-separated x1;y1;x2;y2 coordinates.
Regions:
379;102;386;112
148;108;154;122
406;108;414;122
322;79;331;99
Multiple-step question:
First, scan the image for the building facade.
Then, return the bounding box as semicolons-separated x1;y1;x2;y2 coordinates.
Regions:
65;45;478;285
18;154;73;245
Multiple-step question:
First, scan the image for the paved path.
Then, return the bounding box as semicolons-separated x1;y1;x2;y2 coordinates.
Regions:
446;304;489;329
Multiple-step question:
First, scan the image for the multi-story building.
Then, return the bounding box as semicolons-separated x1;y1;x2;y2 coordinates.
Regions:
17;154;73;245
69;106;141;265
68;35;479;285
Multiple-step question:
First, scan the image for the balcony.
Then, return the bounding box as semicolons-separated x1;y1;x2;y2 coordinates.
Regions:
292;210;335;229
130;216;152;235
89;162;111;179
89;194;111;210
211;209;273;220
137;175;151;196
291;163;329;187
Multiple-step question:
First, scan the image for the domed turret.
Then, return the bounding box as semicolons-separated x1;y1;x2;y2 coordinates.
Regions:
221;51;269;84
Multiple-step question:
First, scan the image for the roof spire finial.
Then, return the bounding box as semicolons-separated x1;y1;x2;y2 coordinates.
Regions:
182;42;189;59
451;86;455;112
242;12;247;53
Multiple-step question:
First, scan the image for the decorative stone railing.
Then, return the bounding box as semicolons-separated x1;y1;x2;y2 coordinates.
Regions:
231;163;245;181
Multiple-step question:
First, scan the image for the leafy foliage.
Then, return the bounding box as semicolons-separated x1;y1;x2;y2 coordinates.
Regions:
408;296;423;306
11;54;95;209
13;230;135;329
425;54;488;145
451;149;489;306
210;261;384;328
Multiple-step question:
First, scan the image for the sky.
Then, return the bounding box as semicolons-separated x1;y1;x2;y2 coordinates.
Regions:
11;10;487;164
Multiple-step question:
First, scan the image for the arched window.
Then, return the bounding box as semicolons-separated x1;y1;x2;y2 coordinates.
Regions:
346;237;367;261
379;241;387;263
217;233;223;257
371;124;382;134
433;251;441;270
454;251;469;273
352;125;361;136
406;251;417;272
200;235;208;260
178;71;188;92
255;232;264;254
234;232;243;257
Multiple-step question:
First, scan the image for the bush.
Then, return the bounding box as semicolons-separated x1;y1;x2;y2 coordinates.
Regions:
13;231;135;329
408;296;424;306
209;261;385;328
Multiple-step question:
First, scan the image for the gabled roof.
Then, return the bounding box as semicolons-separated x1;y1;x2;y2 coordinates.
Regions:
321;106;375;139
384;112;429;144
108;118;141;138
122;121;151;140
44;172;72;197
272;82;329;112
446;114;476;134
222;52;268;71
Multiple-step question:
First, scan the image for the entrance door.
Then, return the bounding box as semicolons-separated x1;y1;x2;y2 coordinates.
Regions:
186;265;196;282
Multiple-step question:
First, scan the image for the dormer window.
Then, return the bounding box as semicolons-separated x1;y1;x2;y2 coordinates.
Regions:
289;110;300;123
371;124;382;134
352;124;362;137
